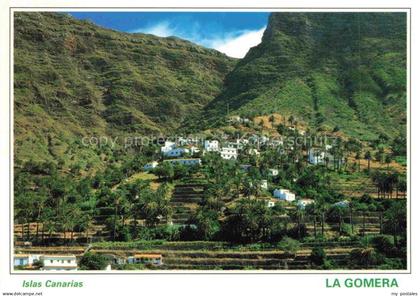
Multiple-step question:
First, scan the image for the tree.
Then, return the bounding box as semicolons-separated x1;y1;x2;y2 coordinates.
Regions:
131;183;172;229
221;199;273;243
310;247;326;266
384;202;406;246
61;204;81;243
277;237;300;257
154;162;174;181
192;208;220;240
391;134;406;156
349;247;383;268
385;154;393;170
329;205;348;235
364;151;372;172
355;151;361;172
396;175;407;198
288;115;295;127
269;115;275;128
79;252;108;270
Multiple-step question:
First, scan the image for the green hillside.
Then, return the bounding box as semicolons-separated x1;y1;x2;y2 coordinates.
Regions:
14;12;236;165
196;12;406;141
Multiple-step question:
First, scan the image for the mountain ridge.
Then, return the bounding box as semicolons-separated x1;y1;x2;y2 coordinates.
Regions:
14;12;236;166
14;12;407;170
195;12;406;141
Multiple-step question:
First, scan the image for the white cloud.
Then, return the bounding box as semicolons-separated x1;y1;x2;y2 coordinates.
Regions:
130;21;175;37
208;27;266;58
130;22;266;59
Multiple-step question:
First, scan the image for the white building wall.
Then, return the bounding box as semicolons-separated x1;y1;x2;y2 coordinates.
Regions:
144;161;159;170
161;141;176;154
220;147;238;160
308;149;325;165
273;189;296;201
204;140;220;152
41;256;78;271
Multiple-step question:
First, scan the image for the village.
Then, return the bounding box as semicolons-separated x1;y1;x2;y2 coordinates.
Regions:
13;114;407;271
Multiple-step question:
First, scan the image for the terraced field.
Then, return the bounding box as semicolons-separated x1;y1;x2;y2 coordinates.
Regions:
168;184;206;225
90;240;367;270
303;211;382;237
330;173;378;198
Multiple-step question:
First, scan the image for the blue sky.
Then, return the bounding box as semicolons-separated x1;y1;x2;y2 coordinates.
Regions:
69;12;270;58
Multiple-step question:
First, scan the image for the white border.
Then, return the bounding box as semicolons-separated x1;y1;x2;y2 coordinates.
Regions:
8;7;411;275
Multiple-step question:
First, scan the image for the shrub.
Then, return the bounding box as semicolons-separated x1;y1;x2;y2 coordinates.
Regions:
341;223;353;237
79;252;109;270
378;258;406;270
348;248;385;268
277;237;300;256
310;247;326;266
371;235;396;257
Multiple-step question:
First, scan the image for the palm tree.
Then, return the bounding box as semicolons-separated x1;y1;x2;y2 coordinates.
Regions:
358;204;369;237
305;204;317;237
364;151;372;172
290;206;305;240
385;202;406;246
355;151;361;172
288;115;295;127
396;175;407;198
349;201;354;235
44;220;57;242
385;154;392;170
61;205;81;243
269;114;275;128
318;200;329;237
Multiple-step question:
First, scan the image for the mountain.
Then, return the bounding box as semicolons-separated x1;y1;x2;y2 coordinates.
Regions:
14;12;407;169
14;12;236;165
197;12;407;141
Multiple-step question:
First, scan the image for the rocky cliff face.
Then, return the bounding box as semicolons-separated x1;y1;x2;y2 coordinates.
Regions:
14;12;236;164
199;12;406;141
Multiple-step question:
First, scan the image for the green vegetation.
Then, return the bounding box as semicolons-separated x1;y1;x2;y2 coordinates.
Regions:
79;252;109;270
14;12;236;168
13;12;407;271
196;13;406;142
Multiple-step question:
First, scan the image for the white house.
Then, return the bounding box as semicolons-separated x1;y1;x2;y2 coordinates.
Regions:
334;200;350;208
161;141;176;154
247;148;260;156
204;140;219;152
261;180;268;190
220;147;238;160
273;189;296;202
163;147;189;157
164;158;202;166
189;146;200;155
260;135;270;144
227;115;249;124
239;138;249;145
14;254;41;267
268;168;279;177
267;200;276;208
40;255;78;271
308;148;327;165
143;161;159;171
308;145;340;165
297;198;315;209
226;141;242;150
127;254;163;265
